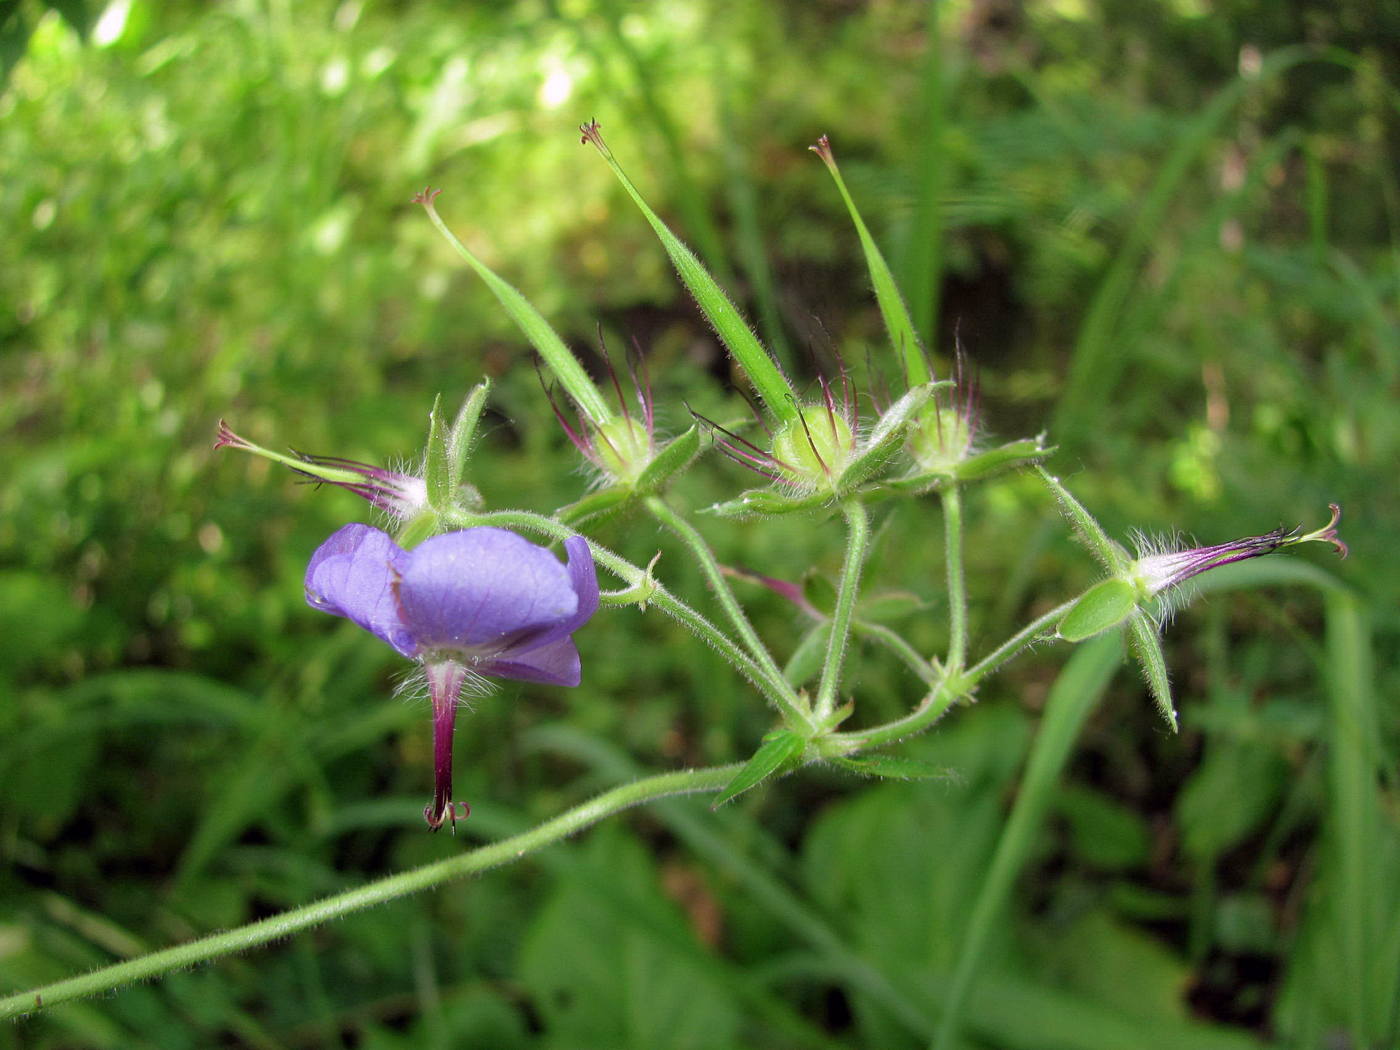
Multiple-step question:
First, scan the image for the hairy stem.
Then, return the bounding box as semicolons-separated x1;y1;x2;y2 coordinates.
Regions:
942;485;968;671
964;599;1074;681
642;495;813;730
448;507;796;713
815;500;871;720
826;597;1076;754
0;764;740;1021
821;677;962;755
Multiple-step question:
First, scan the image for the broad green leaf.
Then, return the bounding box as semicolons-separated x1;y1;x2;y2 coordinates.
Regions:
1056;784;1151;870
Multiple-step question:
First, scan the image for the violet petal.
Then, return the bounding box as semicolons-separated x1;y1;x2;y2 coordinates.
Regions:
479;636;583;687
395;528;578;652
304;524;416;656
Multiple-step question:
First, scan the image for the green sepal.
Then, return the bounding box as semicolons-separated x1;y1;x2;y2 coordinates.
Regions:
1128;609;1178;732
447;381;491;492
713;730;807;808
424;394;452;511
833;381;937;492
1037;468;1132;572
395;509;441;549
802;573;838;617
636;424;703;495
818;699;855;732
1057;578;1137;642
830;753;951;781
557;486;632;529
956;438;1054;482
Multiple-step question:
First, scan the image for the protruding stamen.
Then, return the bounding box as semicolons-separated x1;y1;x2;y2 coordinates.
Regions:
1294;503;1348;558
423;661;468;832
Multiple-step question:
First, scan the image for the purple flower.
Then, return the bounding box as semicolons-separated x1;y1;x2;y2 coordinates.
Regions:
305;523;598;829
1131;503;1347;600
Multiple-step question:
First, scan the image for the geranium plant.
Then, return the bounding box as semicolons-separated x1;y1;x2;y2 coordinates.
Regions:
0;125;1345;1024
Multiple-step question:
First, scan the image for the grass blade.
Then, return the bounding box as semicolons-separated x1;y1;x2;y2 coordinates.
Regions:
932;633;1122;1049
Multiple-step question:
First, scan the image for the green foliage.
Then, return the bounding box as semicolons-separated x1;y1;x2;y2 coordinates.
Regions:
2;0;1396;1047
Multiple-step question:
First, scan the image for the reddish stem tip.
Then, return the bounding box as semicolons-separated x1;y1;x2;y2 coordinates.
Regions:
411;186;442;206
424;799;471;832
213;419;249;451
579;118;603;147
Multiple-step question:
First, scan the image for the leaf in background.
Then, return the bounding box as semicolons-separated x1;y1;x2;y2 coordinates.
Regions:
518;826;742;1050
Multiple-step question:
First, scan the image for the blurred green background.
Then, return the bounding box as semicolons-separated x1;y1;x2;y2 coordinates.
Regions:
1;0;1396;1047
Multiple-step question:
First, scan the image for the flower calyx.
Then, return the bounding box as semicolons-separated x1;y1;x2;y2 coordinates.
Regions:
701;379;939;518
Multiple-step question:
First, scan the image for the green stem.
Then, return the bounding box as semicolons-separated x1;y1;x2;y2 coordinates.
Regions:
815;500;871;720
941;485;968;671
826;596;1077;754
448;508;795;714
964;599;1075;682
642;496;813;730
851;619;937;685
0;764;739;1021
822;677;961;756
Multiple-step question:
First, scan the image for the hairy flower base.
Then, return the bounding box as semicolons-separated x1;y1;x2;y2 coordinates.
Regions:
305;524;599;829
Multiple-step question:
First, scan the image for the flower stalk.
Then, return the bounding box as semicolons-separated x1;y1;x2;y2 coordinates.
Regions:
642;495;815;732
942;484;968;671
814;500;871;720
